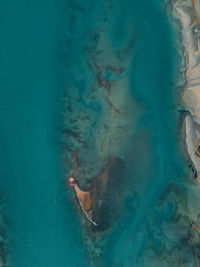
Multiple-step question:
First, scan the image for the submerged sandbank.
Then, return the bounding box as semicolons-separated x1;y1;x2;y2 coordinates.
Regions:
64;0;198;265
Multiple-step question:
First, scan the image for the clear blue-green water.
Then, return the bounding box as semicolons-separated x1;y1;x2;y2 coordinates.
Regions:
0;0;199;266
0;0;87;266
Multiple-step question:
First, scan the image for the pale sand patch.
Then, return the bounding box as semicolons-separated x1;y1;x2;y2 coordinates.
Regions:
185;116;200;174
191;87;200;122
192;0;200;24
172;0;200;181
183;87;200;123
68;177;97;226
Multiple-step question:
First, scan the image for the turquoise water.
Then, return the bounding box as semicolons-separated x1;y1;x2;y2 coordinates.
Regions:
0;0;199;266
64;0;200;266
0;0;87;266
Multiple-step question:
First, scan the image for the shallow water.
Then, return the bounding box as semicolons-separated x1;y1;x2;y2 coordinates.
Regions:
64;0;200;266
0;0;200;266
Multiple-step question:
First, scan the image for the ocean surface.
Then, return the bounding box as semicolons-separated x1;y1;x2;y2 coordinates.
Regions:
0;0;87;266
0;0;199;266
